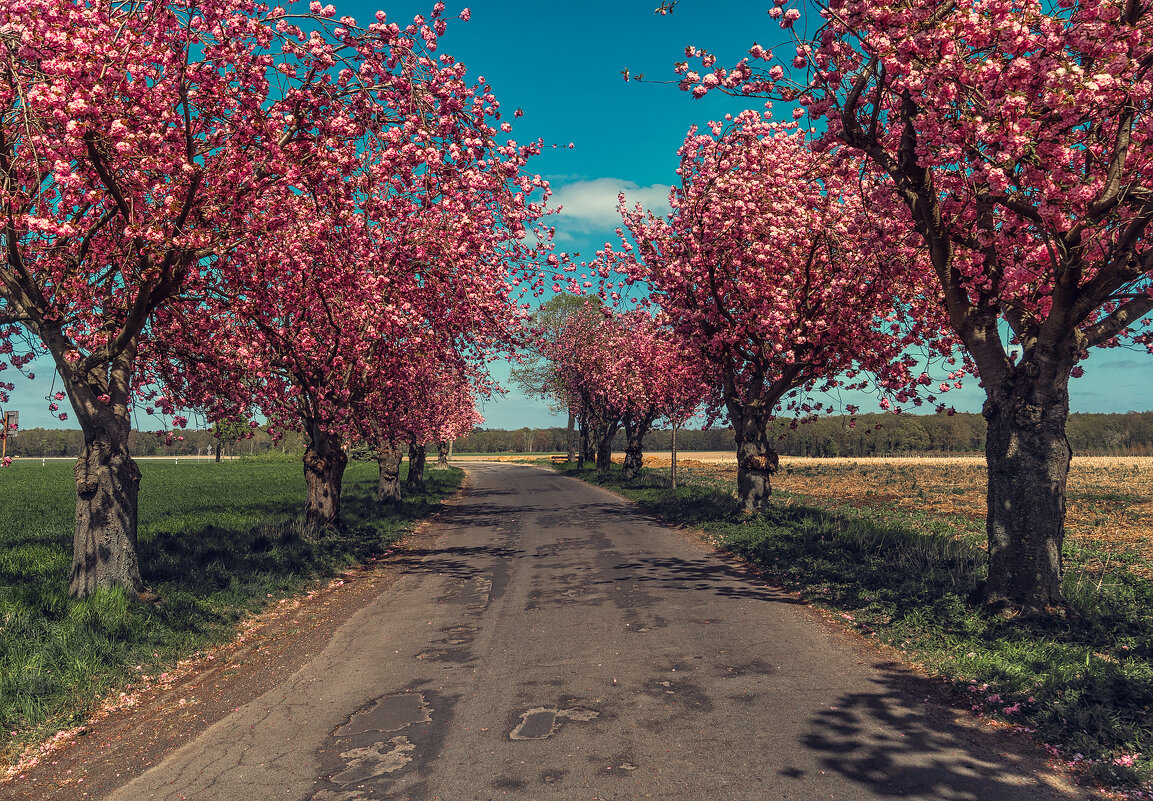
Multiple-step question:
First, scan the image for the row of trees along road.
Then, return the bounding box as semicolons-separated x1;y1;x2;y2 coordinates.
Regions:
513;294;707;483
588;0;1151;612
0;0;552;598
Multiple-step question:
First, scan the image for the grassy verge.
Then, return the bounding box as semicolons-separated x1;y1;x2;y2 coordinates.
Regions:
559;463;1153;793
0;458;461;762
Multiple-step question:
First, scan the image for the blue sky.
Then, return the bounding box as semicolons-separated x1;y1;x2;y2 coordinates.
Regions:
8;1;1152;430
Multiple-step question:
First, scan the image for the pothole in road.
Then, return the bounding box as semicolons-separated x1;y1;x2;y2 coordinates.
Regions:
331;736;416;784
511;709;556;740
509;706;599;740
336;693;431;736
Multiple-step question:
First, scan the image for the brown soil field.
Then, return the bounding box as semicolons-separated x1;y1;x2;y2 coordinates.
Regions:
634;453;1153;580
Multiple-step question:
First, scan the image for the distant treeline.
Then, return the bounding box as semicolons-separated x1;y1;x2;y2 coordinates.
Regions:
9;411;1152;459
6;428;306;459
454;411;1153;458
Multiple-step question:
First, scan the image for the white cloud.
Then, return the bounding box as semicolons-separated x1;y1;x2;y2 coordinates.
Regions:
549;178;671;234
541;173;590;182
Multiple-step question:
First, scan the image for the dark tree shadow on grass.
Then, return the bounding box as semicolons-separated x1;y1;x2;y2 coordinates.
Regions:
136;469;464;635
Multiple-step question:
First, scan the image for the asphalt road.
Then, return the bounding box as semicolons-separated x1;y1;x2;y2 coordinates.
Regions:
108;462;1083;801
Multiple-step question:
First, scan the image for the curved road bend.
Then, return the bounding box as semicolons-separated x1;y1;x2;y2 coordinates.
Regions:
110;462;1084;801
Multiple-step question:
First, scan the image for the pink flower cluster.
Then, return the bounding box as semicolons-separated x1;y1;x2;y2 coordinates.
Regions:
612;111;956;435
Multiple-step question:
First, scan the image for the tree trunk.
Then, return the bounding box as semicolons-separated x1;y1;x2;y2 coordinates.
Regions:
976;372;1073;611
729;402;777;511
620;414;654;481
596;433;613;473
671;420;679;489
577;415;589;469
566;409;576;463
215;439;222;462
405;442;426;492
303;426;347;527
57;339;145;600
592;417;620;474
436;440;449;468
70;424;144;598
736;435;778;511
375;440;404;503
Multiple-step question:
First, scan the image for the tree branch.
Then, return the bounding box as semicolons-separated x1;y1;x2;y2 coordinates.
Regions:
1083;293;1153;347
1085;100;1135;221
84;132;132;221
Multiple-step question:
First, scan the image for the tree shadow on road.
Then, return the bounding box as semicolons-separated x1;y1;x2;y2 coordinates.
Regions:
607;554;807;604
783;663;1082;800
389;545;523;580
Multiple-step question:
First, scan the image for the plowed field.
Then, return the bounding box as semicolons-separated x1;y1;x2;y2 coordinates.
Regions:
636;453;1153;580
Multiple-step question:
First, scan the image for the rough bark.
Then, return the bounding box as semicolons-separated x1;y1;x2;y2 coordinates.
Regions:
70;423;144;598
59;338;145;599
591;417;620;474
670;421;679;489
975;365;1074;611
620;413;655;481
375;440;404;503
303;426;347;527
566;409;576;463
728;400;777;511
214;439;223;462
577;415;589;469
405;442;427;492
595;434;613;473
736;435;778;511
436;441;449;468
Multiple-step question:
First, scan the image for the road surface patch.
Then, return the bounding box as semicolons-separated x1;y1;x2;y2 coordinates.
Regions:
509;706;600;740
335;693;431;736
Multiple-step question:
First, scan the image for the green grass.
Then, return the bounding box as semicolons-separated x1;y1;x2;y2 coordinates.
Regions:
560;463;1153;792
0;458;461;762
